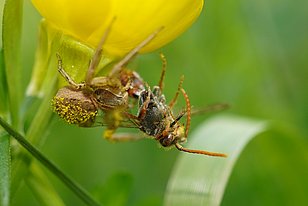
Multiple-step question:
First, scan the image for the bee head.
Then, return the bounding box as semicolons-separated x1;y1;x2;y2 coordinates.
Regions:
159;122;186;147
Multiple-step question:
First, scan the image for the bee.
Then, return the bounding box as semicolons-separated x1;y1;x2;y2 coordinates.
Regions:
111;54;227;157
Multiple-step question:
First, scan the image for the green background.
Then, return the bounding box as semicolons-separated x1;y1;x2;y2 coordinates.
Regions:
11;0;308;205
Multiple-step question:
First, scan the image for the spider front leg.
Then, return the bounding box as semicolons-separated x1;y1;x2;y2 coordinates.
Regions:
109;27;163;76
56;53;86;89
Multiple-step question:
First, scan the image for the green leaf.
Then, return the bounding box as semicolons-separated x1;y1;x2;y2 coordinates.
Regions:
221;122;308;205
12;80;58;197
2;0;23;128
0;130;10;206
26;162;65;206
0;0;8;118
0;0;5;48
163;115;267;206
1;1;22;203
0;49;8;116
93;173;133;206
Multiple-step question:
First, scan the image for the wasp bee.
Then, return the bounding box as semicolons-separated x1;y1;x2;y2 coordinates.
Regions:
110;54;227;157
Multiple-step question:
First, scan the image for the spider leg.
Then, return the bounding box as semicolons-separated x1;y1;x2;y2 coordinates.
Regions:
109;27;164;76
104;131;145;142
56;53;85;89
86;17;116;84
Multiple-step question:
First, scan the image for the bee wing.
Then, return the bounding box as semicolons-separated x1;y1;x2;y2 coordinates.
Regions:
91;121;139;128
91;111;140;128
190;103;230;116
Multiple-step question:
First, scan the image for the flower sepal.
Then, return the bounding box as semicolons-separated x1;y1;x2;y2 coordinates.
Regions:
27;19;116;97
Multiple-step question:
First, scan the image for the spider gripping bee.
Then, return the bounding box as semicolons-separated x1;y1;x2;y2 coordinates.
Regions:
52;20;227;157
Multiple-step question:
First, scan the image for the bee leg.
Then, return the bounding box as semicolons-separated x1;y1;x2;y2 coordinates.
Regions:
104;132;144;142
137;88;151;119
121;111;140;126
56;53;85;89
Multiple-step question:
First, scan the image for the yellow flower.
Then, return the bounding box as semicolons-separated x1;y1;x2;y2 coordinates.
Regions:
32;0;204;57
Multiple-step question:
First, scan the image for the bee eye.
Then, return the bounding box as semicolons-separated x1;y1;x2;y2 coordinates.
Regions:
160;135;174;147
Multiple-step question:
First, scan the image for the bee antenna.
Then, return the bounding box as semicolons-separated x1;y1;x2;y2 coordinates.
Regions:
175;143;227;157
180;88;191;138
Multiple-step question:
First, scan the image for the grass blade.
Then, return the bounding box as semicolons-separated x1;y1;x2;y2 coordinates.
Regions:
164;115;267;206
0;130;10;206
0;116;101;206
2;0;23;128
221;122;308;205
0;49;8;115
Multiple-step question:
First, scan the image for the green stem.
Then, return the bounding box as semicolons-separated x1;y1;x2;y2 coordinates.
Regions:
0;116;102;206
0;130;10;206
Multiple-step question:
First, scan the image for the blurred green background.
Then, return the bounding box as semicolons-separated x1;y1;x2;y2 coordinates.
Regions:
11;0;308;205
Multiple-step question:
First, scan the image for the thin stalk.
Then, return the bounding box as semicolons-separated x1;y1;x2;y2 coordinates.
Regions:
0;116;101;206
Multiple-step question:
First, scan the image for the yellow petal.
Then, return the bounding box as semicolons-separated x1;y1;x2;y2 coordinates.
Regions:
32;0;203;57
32;0;112;41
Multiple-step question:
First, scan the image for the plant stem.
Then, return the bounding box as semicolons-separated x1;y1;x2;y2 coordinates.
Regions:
0;116;102;206
0;131;10;206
